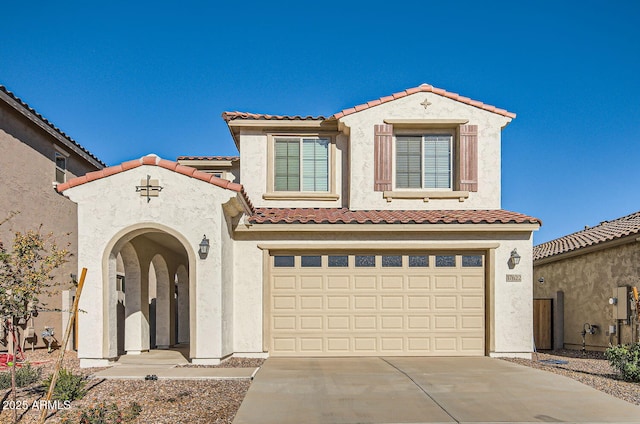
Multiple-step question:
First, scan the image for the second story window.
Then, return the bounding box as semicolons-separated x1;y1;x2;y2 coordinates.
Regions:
274;137;329;192
55;152;67;183
396;134;452;190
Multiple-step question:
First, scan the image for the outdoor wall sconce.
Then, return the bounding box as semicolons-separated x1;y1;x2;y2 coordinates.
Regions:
198;235;210;259
509;249;521;268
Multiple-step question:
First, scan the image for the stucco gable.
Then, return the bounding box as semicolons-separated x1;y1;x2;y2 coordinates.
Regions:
330;83;515;120
221;83;515;123
56;154;255;211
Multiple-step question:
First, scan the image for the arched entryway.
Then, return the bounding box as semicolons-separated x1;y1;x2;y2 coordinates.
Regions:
106;227;192;358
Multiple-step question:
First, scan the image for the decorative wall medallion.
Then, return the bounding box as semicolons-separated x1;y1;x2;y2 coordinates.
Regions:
136;175;163;202
420;97;432;109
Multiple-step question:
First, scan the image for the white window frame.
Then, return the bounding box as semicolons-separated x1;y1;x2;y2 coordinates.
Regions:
273;136;330;193
54;151;68;184
393;131;454;191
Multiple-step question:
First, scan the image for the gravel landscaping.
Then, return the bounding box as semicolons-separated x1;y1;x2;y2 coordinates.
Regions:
502;349;640;406
0;350;263;423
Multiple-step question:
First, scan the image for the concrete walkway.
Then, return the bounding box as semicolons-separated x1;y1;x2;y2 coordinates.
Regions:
233;357;640;424
91;349;258;380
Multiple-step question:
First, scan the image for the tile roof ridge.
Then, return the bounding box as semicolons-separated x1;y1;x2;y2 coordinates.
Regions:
0;84;106;167
56;154;249;199
329;83;516;120
221;83;515;123
177;155;239;161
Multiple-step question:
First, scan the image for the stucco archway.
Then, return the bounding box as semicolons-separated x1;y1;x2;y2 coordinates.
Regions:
104;225;193;358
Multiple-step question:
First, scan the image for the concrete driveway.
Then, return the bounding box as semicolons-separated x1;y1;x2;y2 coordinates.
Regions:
233;357;640;424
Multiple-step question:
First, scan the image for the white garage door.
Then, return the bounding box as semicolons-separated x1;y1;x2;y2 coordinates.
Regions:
267;252;485;356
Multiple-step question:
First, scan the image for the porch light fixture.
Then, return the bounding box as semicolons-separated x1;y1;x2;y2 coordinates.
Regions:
509;249;521;267
198;235;210;259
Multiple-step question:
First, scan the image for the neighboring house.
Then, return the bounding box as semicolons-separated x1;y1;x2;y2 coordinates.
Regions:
0;85;105;350
56;83;541;367
176;155;239;183
533;211;640;351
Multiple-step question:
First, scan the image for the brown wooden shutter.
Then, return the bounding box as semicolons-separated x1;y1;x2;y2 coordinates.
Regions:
374;124;393;191
458;124;478;192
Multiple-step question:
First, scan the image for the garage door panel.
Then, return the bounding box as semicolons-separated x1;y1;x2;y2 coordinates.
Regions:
327;315;350;330
269;253;484;356
327;295;349;309
300;316;323;330
381;315;404;329
327;275;350;289
381;275;403;289
354;315;376;329
300;275;323;289
273;296;296;310
408;275;430;289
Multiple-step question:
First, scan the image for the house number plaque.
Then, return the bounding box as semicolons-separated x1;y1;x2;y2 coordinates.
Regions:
506;274;522;282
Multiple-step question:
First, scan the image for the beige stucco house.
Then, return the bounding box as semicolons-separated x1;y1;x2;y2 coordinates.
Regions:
56;84;540;367
0;85;104;350
534;211;640;351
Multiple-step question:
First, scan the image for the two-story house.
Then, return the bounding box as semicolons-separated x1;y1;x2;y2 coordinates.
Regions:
56;84;540;367
0;85;104;350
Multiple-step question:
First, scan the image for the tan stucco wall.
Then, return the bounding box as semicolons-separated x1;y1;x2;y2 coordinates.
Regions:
339;92;511;211
63;162;247;366
238;92;511;211
239;130;348;208
534;240;640;351
0;102;100;350
233;228;536;358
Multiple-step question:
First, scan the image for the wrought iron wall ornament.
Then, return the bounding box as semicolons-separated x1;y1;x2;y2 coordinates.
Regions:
136;175;164;202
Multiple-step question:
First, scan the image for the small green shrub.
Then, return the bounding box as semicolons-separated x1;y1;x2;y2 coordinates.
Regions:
43;368;87;401
60;401;142;424
605;343;640;381
0;364;42;389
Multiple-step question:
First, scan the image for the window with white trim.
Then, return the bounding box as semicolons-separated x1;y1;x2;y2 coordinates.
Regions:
395;134;452;190
274;137;329;192
55;152;67;183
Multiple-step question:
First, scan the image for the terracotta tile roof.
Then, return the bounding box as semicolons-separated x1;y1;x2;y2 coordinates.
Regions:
56;154;254;211
249;208;540;225
222;111;325;121
0;84;106;167
177;155;239;161
222;83;515;122
534;210;640;261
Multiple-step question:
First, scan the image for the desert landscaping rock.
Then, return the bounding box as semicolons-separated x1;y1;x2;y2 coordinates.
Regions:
502;349;640;406
0;350;256;423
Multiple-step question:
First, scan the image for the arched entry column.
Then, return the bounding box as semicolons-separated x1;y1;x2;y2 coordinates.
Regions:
176;265;189;344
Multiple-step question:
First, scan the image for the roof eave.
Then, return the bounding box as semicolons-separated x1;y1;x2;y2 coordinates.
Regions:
534;234;640;265
236;223;540;233
0;87;105;169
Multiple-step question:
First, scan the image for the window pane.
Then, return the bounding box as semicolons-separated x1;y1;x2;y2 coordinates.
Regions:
275;139;300;191
462;255;483;267
302;138;329;191
396;136;421;188
55;167;66;184
409;255;428;267
424;135;451;189
274;255;295;267
328;255;348;267
355;255;375;267
55;153;66;183
301;255;322;267
435;255;456;267
382;255;402;267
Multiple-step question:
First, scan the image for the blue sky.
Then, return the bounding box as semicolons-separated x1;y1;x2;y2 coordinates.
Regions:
2;1;639;244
